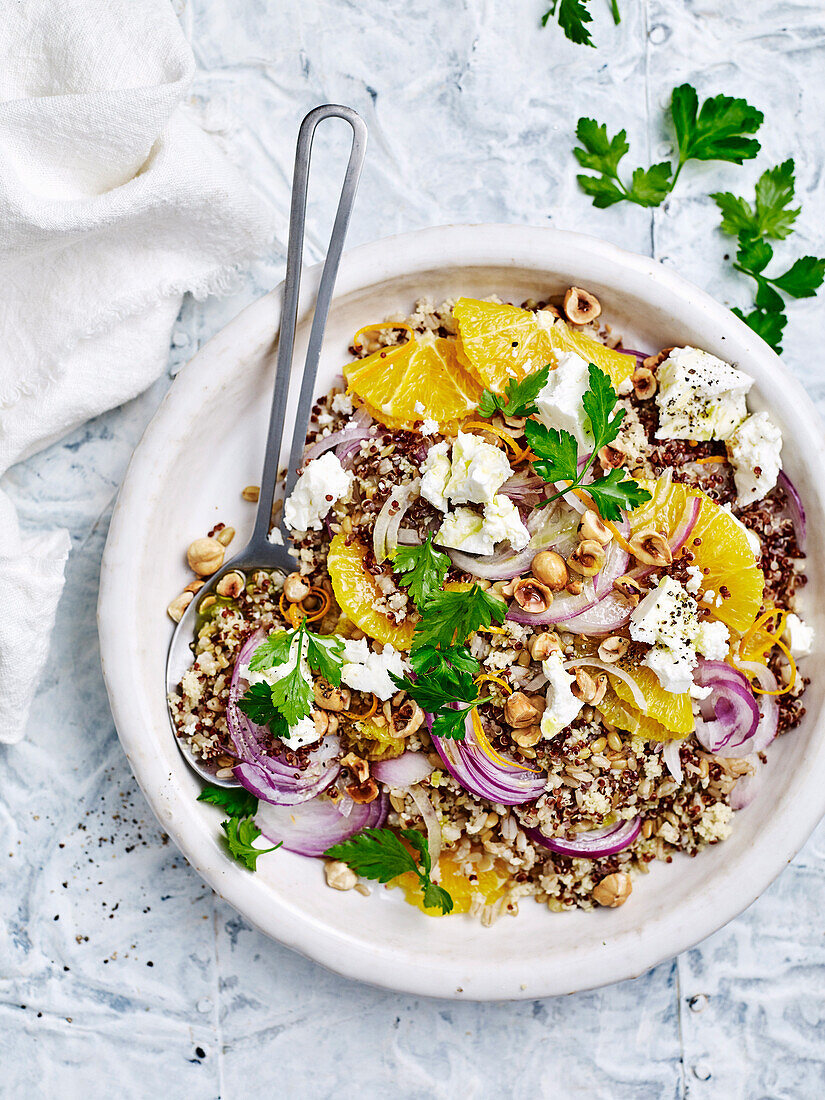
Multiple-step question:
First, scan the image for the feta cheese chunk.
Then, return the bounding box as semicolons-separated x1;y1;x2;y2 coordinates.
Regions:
685;565;703;595
784;613;814;658
284;452;353;531
444;432;512;505
535;351;594;451
340;638;409;700
655;346;752;441
631;576;702;695
331;392;353;416
436;507;496;555
540;654;584;738
726;411;783;506
645;645;696;695
480;495;530;551
695;619;730;661
420;440;451;511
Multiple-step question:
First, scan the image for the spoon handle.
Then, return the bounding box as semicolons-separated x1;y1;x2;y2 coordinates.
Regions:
251;104;368;551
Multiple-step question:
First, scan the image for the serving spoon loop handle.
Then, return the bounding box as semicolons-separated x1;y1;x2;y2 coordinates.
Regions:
250;104;368;554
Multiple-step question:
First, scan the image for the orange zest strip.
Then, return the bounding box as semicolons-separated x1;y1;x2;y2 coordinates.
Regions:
750;638;797;697
739;605;788;660
474;673;513;696
470;708;540;775
462;420;523;457
302;586;331;623
695;455;728;465
344;695;378;720
279;592;305;628
352;321;414;349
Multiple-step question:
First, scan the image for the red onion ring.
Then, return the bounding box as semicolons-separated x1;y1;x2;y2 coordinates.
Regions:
302;424;372;466
526;816;641;858
255;791;388;857
500;473;545;505
661;739;684;785
447;545;537;580
372;751;433;787
427;711;546;806
226;629;341;805
692;660;760;757
778;470;806;547
734;660;779;751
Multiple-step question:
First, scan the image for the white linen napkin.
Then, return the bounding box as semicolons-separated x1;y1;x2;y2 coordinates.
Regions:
0;0;277;743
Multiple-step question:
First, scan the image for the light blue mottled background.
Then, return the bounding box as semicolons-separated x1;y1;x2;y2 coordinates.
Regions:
2;1;824;1096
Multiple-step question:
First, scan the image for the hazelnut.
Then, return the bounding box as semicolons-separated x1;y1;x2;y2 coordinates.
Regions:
580;510;612;545
216;526;235;547
503;691;545;728
531;550;568;591
347;777;380;804
539;303;562;319
187;537;225;577
216;571;245;599
242;485;261;502
314;680;351;712
284;572;311;603
629;529;672;567
631;367;657;400
512;724;542;749
563;286;602;325
184;579;205;594
384;697;425;735
571;668;607;706
528;631;562;661
341;752;370;783
568;539;606;576
324;859;358;891
167;591;193;622
642;347;674;371
314;710;338;737
592;872;633;908
613;575;643;604
598;636;630;663
598;443;626;470
513;577;554;614
566;578;584;596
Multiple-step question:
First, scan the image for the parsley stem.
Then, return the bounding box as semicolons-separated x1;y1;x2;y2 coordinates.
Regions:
610;0;621;25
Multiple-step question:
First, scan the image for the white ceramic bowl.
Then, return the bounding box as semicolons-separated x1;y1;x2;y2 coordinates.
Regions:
98;224;825;1000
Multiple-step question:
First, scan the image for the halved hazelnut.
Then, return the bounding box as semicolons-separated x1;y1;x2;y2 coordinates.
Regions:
613;575;643;605
528;631;562;661
216;571;245;599
568;539;606;576
629;529;672;567
385;699;425;736
347;778;379;804
504;692;545;728
642;347;674;371
512;724;542;749
563;287;601;325
631;366;657;400
580;510;612;545
598;636;630;663
571;668;607;706
341;752;370;783
314;680;351;712
598;443;626;470
513;577;554;614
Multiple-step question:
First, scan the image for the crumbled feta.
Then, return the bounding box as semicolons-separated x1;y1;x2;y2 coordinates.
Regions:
540;654;583;738
695;619;730;661
535;351;594;451
340;638;410;701
655;346;752;441
696;802;733;843
444;432;512;505
644;644;696;695
436;507;496;555
480;495;530;550
784;613;815;658
420;418;439;435
685;565;703;595
267;527;284;545
726;411;783;506
690;683;713;700
420;440;452;511
631;576;701;694
284;452;353;531
283;715;320;747
331;392;353;416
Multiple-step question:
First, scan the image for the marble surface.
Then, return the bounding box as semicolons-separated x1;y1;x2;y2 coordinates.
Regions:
2;0;825;1095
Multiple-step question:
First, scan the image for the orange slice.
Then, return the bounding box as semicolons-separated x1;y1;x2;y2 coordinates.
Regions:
344;335;481;430
393;852;510;916
609;665;694;736
629;480;764;635
326;533;414;650
596;689;681;742
452;297;635;394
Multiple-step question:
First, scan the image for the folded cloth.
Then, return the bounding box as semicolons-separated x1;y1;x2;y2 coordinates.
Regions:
0;0;276;743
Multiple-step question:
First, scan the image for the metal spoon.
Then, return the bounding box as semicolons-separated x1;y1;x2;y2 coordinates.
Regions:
166;104;368;786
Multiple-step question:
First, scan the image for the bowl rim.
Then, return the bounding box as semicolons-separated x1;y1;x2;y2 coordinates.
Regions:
98;222;825;1000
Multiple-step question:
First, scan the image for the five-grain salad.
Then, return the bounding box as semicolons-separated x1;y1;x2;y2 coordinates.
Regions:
168;289;813;920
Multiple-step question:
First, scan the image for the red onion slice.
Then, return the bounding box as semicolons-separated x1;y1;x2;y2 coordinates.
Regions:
693;660;760;757
734;659;779;751
561;592;634;635
500;473;545;505
661;739;685;785
427;711;546;806
302;425;372;466
527;817;641;858
372;751;433;788
448;545;537;580
778;470;806;547
226;629;341;805
255;791;388;857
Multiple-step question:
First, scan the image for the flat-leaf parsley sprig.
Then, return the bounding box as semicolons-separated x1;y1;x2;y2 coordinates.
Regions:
541;0;621;49
197;784;279;872
477;365;551;419
575;84;763;209
711;160;825;354
325;827;453;914
525;363;651;521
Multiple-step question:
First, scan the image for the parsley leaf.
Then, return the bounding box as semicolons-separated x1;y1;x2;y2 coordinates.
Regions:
477;365;551;419
304;630;345;686
392;663;480;716
541;0;594;47
325;827;454;914
408;641;479;679
574;119;671;208
221;816;281;871
771;256;825;299
269;658;314;726
248;631;293;672
411;585;506;650
431;704;477;741
671;84;763;171
527;363;651;519
236;681;291;738
392;536;451;609
198;785;257;818
712;159;799;241
732;306;788;354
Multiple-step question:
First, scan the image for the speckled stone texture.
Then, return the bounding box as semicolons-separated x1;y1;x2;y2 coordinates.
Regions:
1;1;824;1095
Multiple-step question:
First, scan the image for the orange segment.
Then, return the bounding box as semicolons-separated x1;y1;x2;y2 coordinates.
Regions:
393;852;510;916
609;665;694;735
596;689;682;742
629;480;764;635
452;297;635;393
326;533;414;650
344;335;481;430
